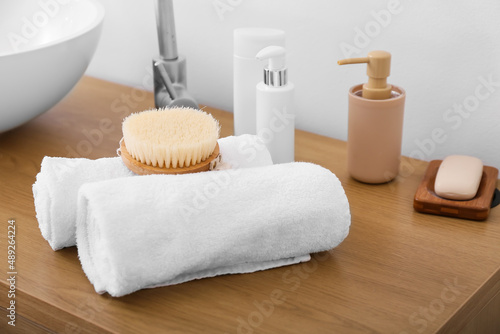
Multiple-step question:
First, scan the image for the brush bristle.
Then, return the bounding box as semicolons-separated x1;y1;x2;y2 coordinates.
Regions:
122;107;220;168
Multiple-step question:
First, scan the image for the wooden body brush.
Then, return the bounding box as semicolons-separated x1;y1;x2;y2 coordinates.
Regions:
119;107;220;175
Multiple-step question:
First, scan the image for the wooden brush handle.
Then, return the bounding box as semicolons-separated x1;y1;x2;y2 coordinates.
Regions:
119;139;220;175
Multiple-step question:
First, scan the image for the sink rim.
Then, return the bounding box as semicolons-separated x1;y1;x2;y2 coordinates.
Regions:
0;0;105;58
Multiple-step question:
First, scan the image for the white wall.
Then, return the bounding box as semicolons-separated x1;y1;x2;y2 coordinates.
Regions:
86;0;500;170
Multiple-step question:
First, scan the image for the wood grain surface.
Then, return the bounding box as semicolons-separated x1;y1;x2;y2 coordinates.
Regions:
0;76;499;334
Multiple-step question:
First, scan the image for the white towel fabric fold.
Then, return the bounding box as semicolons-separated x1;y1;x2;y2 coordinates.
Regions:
32;134;273;250
76;162;350;297
32;157;134;250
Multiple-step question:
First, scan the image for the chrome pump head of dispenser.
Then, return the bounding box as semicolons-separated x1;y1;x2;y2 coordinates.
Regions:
153;0;198;109
256;46;288;87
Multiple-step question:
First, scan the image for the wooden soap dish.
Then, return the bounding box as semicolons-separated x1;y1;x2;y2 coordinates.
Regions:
118;139;221;175
414;160;499;221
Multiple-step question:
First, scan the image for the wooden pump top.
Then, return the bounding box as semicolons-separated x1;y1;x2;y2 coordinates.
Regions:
338;50;392;100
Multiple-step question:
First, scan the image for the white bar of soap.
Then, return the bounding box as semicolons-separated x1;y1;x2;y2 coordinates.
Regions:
434;155;483;200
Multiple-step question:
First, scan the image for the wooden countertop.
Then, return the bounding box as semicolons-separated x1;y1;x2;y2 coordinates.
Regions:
1;76;499;333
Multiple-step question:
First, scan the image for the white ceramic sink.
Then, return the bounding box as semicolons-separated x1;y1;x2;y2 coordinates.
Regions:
0;0;105;133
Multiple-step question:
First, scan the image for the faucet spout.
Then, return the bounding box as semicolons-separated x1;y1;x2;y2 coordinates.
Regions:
153;0;198;109
155;0;178;60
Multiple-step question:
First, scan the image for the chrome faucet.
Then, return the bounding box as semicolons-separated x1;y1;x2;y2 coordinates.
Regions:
153;0;198;109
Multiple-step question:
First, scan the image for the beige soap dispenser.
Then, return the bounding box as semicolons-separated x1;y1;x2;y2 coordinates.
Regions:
338;51;406;184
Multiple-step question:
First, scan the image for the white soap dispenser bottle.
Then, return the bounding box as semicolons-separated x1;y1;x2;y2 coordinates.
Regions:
256;46;295;164
233;28;285;136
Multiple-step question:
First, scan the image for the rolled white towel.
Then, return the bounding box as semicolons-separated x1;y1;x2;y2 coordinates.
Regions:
76;162;351;297
32;134;273;250
32;157;134;250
